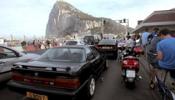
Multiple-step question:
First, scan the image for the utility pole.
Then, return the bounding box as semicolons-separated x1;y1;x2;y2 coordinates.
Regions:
10;34;13;41
126;19;129;36
101;18;104;34
23;35;26;41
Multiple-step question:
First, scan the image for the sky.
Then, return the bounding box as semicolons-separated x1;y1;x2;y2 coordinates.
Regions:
0;0;175;39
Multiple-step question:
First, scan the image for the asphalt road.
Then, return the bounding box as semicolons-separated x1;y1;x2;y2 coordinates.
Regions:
0;59;161;100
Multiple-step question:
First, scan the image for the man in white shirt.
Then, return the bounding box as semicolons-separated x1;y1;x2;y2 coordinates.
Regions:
125;35;135;48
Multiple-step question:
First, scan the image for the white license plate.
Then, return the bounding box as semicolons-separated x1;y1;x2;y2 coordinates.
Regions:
126;70;136;78
102;47;112;49
26;92;48;100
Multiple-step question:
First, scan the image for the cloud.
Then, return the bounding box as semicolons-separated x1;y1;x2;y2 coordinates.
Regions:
0;0;175;39
66;0;175;28
64;0;175;28
0;0;56;39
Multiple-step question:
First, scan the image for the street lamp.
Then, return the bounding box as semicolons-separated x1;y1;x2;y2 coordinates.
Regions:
101;18;104;35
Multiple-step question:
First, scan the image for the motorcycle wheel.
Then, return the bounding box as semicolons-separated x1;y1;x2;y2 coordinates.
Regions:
125;81;135;89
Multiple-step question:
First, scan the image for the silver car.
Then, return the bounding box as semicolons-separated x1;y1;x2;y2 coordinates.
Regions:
0;45;40;83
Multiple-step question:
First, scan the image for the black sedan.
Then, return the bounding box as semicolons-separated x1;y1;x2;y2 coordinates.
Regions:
96;39;118;59
8;45;106;100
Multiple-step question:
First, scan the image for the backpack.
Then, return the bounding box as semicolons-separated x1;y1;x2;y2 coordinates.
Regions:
147;33;154;44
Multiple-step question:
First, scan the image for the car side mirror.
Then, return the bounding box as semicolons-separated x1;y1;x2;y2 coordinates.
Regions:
15;52;21;57
18;52;25;57
23;51;27;54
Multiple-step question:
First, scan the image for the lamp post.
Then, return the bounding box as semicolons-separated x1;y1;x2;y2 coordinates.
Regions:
124;19;129;36
101;18;104;35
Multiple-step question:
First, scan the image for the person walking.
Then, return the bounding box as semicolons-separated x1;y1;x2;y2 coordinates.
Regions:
141;28;150;48
157;28;175;70
147;28;159;44
156;28;175;88
141;28;150;57
147;28;161;88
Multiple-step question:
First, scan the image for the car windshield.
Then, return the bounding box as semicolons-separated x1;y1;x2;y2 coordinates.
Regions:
98;39;116;45
38;47;85;63
84;36;94;41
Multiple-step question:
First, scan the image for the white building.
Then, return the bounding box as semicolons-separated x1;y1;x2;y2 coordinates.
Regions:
0;37;4;45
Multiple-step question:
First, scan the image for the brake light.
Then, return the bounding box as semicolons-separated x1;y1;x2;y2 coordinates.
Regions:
133;61;139;66
134;47;143;52
12;72;80;89
12;72;24;81
123;60;128;65
95;45;101;49
122;59;139;66
55;77;80;89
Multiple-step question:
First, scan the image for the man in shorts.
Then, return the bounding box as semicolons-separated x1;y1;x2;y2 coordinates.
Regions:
157;28;175;89
147;28;161;87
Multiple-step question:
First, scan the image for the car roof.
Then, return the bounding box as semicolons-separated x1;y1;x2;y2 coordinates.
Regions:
65;39;83;42
66;40;78;42
54;45;91;49
100;39;116;42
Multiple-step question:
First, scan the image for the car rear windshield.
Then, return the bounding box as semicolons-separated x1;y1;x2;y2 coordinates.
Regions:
84;36;95;42
98;39;116;45
38;47;85;62
65;41;78;45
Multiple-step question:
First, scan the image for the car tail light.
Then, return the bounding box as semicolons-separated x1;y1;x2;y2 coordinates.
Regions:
95;45;101;49
12;72;80;89
55;77;80;89
12;72;24;81
133;61;139;66
122;60;128;65
134;47;143;53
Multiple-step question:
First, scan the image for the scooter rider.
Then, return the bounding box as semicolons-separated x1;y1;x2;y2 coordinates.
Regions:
125;35;135;56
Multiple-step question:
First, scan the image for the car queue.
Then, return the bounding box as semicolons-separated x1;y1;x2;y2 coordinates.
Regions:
1;35;138;100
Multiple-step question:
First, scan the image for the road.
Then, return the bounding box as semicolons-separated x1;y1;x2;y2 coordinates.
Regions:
0;59;160;100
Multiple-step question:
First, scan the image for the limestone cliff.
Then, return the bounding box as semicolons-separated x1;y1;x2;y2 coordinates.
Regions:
46;1;133;38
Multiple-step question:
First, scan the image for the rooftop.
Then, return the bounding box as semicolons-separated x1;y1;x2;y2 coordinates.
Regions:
133;9;175;33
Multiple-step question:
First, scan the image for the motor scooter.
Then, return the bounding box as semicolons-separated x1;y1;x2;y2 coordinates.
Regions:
133;44;144;57
121;48;140;88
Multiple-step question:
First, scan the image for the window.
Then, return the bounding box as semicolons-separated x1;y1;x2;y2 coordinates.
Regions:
99;39;116;45
0;47;17;59
38;47;85;63
85;47;91;55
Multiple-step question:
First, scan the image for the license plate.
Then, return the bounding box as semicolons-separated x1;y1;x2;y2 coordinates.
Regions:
126;70;136;78
26;92;48;100
102;47;112;49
